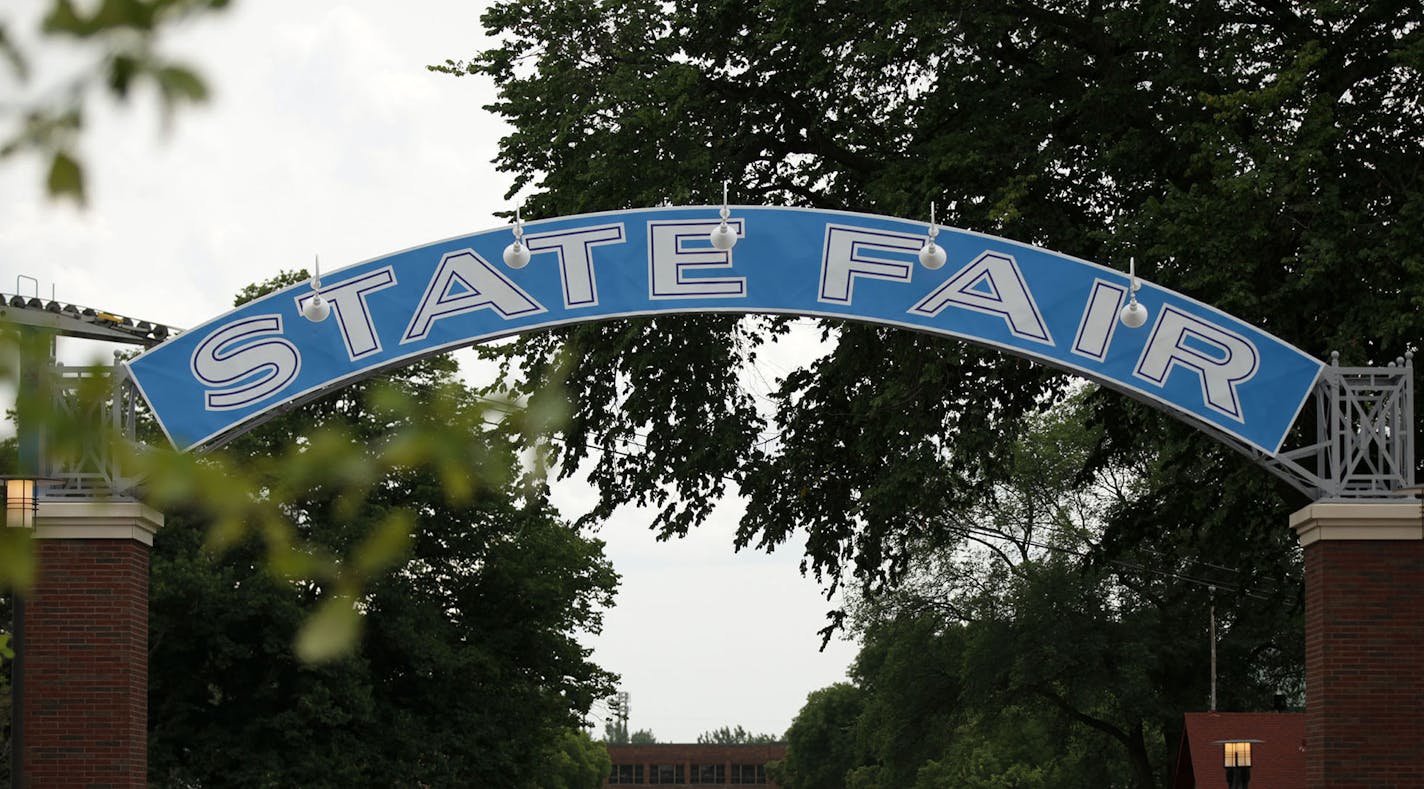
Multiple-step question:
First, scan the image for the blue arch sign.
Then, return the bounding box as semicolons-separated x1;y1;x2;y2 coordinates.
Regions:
126;206;1323;454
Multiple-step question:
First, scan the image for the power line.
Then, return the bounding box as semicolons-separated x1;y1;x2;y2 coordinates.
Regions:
949;521;1278;602
467;392;1285;601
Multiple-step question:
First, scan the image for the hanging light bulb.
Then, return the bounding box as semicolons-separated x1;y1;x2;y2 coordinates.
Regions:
918;201;947;270
503;206;531;269
302;254;331;322
1119;256;1148;328
709;180;738;251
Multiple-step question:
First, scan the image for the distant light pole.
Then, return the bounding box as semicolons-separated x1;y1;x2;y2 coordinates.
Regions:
1209;585;1217;712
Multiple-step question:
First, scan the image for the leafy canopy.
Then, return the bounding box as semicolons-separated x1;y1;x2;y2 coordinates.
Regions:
448;0;1423;625
775;395;1301;788
698;725;780;745
144;272;619;786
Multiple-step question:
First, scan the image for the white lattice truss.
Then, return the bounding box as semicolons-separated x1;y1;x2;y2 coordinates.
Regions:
45;352;1418;503
1265;353;1416;499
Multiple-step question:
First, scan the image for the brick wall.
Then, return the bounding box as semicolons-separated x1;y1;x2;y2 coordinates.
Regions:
605;743;787;786
20;538;150;787
1304;538;1424;788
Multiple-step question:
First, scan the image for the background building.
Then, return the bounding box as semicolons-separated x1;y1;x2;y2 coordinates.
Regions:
1173;712;1305;788
605;743;787;786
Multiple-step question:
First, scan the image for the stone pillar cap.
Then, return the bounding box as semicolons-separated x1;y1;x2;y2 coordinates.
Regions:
1291;500;1423;547
32;499;164;545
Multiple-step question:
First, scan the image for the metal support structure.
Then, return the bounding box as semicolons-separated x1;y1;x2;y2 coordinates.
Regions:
34;345;1421;504
0;290;179;347
42;360;143;501
0;280;173;501
1260;352;1415;500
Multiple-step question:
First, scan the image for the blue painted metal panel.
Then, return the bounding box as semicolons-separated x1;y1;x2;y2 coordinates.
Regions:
126;206;1323;454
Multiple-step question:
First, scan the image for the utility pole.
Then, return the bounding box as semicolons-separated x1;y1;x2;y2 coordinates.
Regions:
1209;585;1218;712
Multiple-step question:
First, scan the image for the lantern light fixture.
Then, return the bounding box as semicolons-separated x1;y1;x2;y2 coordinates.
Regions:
2;477;59;529
1223;740;1253;768
503;206;532;269
918;201;947;270
709;181;739;251
1119;256;1148;328
301;255;331;322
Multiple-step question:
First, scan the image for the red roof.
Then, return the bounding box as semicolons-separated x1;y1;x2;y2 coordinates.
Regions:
1173;712;1306;788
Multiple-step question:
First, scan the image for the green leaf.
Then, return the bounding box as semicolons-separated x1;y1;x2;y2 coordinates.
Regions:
156;64;209;104
107;52;137;98
0;528;35;590
45;149;85;204
351;510;414;576
202;514;245;554
40;0;85;36
293;594;361;663
0;24;30;80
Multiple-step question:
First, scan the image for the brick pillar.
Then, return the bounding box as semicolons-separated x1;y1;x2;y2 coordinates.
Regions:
1291;501;1424;788
17;501;162;788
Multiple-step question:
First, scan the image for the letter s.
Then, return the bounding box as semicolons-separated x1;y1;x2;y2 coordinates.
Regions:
190;315;301;411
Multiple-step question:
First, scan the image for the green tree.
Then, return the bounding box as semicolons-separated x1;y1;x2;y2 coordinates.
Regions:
145;274;620;786
770;683;867;789
440;12;1413;784
698;725;779;745
845;614;965;788
534;729;612;789
0;5;544;664
774;395;1300;788
846;570;1158;788
446;5;1414;780
629;728;658;745
450;0;1422;619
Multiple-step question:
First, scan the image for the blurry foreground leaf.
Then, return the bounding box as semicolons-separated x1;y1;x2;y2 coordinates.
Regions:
6;0;232;202
2;273;582;673
45;149;84;204
293;594;361;663
0;529;36;591
155;64;208;102
0;23;28;79
351;510;414;576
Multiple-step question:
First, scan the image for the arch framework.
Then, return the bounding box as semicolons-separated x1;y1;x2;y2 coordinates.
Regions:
7;205;1420;788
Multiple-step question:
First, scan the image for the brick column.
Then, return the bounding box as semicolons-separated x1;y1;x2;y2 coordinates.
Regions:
17;501;162;788
1291;501;1424;788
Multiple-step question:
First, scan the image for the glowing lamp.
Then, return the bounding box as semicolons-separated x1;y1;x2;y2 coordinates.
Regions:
3;478;57;529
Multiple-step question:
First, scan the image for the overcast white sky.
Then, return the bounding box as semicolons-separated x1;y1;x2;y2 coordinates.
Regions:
0;2;856;743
